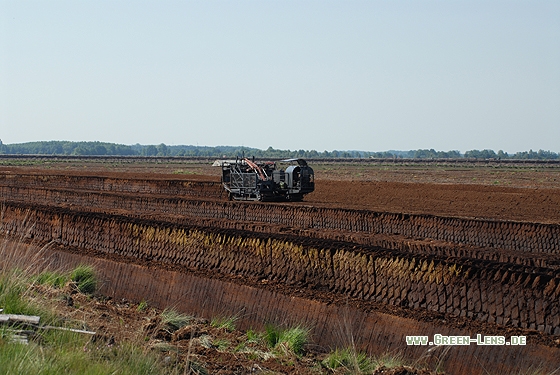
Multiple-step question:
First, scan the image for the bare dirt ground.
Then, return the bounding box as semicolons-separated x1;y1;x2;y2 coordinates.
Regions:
3;159;560;223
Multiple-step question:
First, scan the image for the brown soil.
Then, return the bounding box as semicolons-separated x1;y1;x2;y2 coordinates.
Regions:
3;160;560;224
307;180;560;224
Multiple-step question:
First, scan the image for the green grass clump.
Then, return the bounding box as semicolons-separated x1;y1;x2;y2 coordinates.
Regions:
245;329;260;343
322;348;375;373
70;265;97;294
33;270;68;288
137;299;149;311
0;270;47;318
0;273;29;314
160;308;192;332
210;315;237;332
322;349;408;373
371;352;407;368
212;338;230;351
263;324;309;356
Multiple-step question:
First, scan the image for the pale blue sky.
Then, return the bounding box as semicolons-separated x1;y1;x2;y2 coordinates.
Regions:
1;1;559;153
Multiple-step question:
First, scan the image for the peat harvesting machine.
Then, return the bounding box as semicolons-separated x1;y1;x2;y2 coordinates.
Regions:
212;157;314;201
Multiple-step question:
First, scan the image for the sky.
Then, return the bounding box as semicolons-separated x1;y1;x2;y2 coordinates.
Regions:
1;1;559;153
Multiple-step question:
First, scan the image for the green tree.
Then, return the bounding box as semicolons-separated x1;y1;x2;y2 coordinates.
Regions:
156;143;168;156
143;145;158;156
497;150;509;159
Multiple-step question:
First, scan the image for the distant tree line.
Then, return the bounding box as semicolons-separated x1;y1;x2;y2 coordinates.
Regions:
0;141;137;156
0;141;558;160
463;149;560;160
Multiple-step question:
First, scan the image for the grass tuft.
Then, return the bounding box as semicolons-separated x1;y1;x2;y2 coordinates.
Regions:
160;308;192;332
263;324;309;356
70;265;97;294
0;269;47;318
245;329;260;344
322;348;375;373
210;315;237;332
33;270;68;288
212;338;230;351
371;351;408;368
137;299;149;312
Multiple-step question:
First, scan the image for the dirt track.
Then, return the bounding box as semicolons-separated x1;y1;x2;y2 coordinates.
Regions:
1;159;559;374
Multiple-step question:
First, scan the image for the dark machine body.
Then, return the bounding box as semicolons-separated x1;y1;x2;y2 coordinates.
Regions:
213;158;314;201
